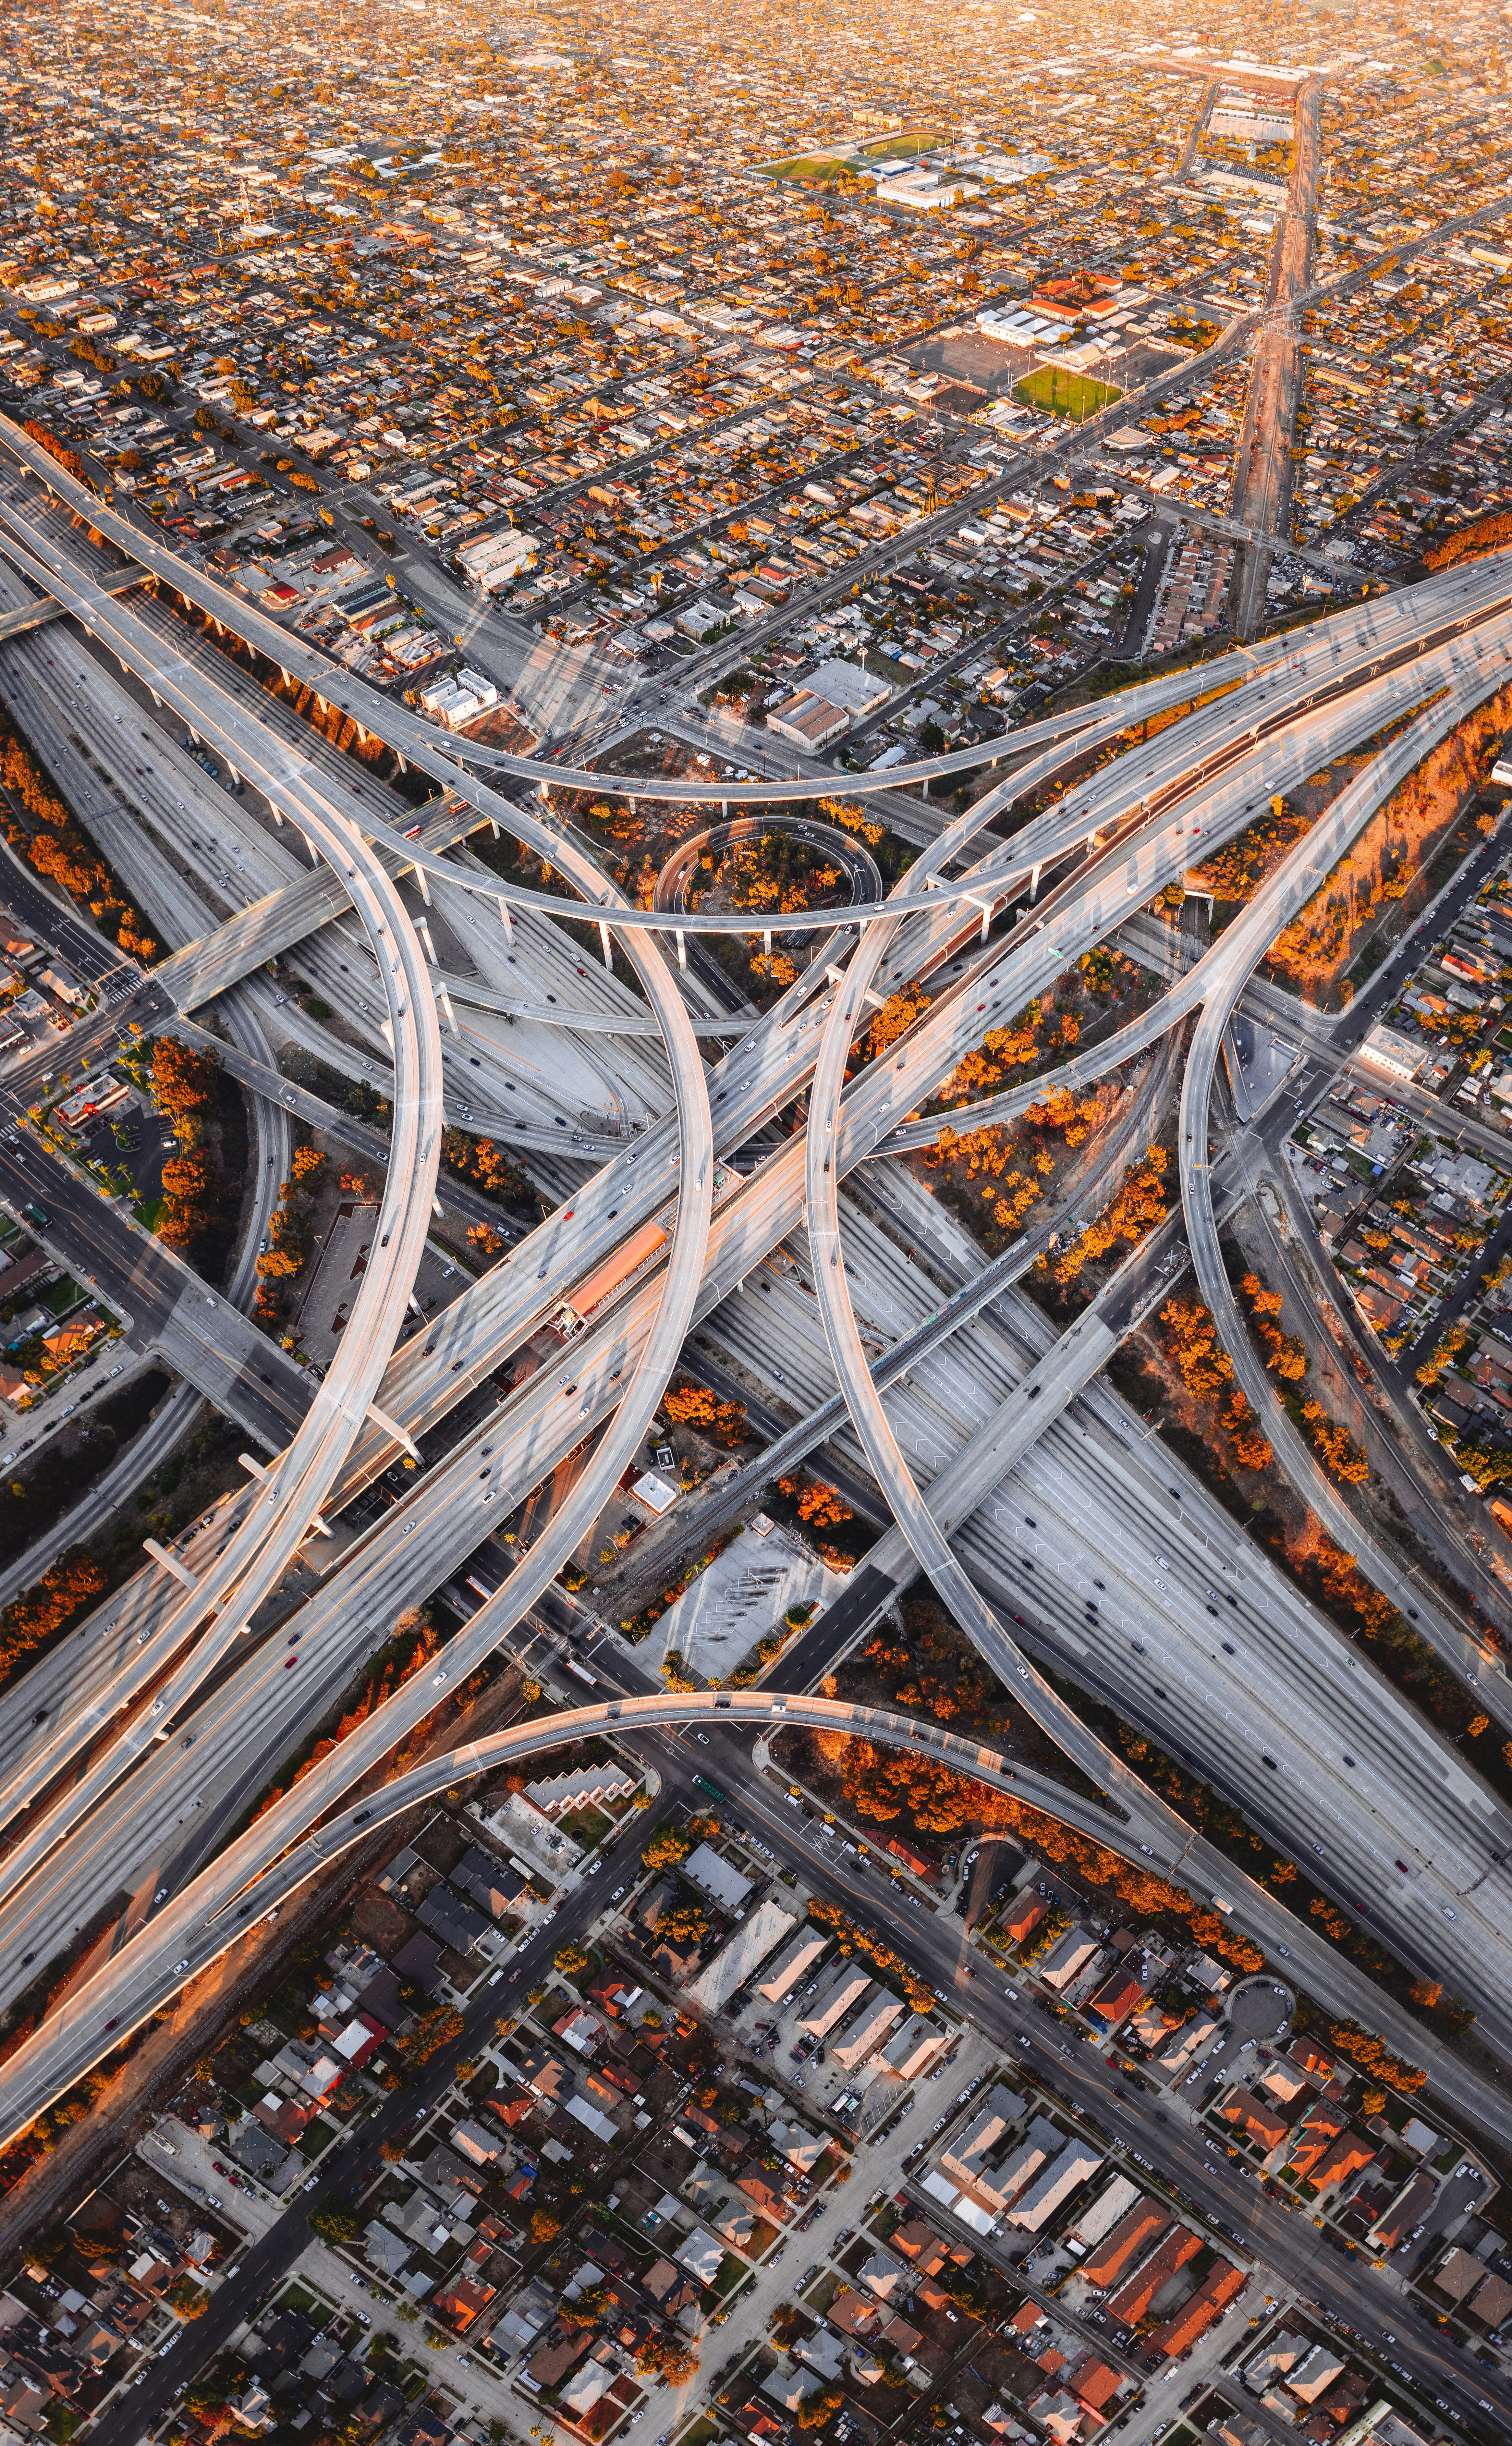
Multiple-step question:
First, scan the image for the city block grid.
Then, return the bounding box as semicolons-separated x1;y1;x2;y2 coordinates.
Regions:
6;1775;1510;2446
5;15;1512;2446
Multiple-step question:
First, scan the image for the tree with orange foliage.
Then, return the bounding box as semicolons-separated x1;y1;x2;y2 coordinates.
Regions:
1238;1271;1309;1378
779;1472;850;1529
753;950;799;990
1045;1149;1167;1287
160;1151;216;1252
1222;1388;1272;1473
1328;2018;1426;2092
0;1552;106;1686
665;1379;747;1444
441;1128;530;1205
1266;1333;1308;1381
152;1035;221;1128
869;986;928;1058
1160;1294;1233;1395
1302;1399;1369;1482
1025;1085;1099;1141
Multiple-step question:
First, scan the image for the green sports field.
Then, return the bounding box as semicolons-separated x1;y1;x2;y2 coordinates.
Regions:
1013;365;1123;419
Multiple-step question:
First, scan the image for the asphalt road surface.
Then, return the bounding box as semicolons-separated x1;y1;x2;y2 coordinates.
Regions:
0;1129;308;1450
84;1694;1512;2446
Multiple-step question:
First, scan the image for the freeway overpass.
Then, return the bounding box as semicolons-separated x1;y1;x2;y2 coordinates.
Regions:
1;1682;1503;2155
3;441;1512;2171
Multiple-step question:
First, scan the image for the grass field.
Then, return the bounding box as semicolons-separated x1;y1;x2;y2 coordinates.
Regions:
857;127;942;159
762;126;940;182
1014;365;1123;419
761;152;859;185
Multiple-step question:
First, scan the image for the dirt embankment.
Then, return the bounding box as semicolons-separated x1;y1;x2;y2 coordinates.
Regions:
1265;681;1512;1001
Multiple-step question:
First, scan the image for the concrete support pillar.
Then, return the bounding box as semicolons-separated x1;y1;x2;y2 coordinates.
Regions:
143;1537;197;1590
239;1453;329;1536
367;1400;421;1462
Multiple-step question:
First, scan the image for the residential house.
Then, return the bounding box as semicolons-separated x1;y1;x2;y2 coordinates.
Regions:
1217;2086;1288;2155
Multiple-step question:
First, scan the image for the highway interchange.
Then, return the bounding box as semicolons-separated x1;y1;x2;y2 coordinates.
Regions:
0;412;1510;2434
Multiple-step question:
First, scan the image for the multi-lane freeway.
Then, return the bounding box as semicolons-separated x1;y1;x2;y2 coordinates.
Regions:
0;417;1510;2217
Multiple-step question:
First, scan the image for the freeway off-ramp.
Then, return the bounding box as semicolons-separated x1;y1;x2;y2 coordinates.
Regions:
3;577;1507;1986
0;435;1511;2194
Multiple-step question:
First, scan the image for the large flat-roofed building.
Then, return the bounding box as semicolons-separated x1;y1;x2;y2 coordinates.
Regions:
876;2014;949;2081
685;1899;796;2014
768;655;889;749
1210;102;1293;142
1006;2138;1104;2232
683;1841;753;1911
767;690;851;750
1067;2173;1140;2250
523;1766;638;1818
874;166;965;210
1357;1021;1427;1083
832;1992;905;2070
757;1929;828;2003
799;1962;873;2038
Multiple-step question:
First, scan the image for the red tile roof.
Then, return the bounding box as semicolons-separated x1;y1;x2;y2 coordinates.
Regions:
1082;2203;1168;2291
1107;2227;1201;2325
1145;2260;1245;2359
